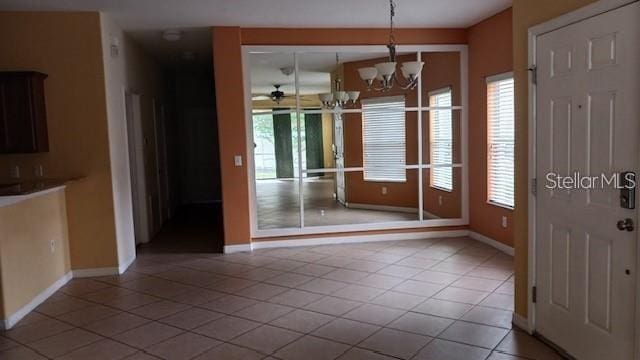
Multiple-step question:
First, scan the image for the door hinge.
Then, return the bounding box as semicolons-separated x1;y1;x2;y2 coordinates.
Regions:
528;66;537;85
532;286;537;303
531;178;538;196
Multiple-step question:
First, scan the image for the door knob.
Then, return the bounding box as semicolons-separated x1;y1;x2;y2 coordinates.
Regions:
617;218;634;231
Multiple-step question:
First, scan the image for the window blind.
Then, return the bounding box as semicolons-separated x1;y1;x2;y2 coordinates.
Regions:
487;74;515;208
362;96;406;182
429;88;453;191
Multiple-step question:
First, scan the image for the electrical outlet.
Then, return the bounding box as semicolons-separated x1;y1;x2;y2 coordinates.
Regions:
34;165;44;177
438;195;443;206
50;239;55;253
381;187;387;195
502;216;508;228
10;165;20;179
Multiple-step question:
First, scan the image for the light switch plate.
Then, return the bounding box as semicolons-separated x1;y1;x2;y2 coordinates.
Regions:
234;155;243;167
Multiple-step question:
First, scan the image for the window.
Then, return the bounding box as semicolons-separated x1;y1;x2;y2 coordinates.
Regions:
487;73;515;208
362;96;406;182
429;88;453;191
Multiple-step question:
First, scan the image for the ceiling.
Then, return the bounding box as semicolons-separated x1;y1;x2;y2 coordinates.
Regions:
0;0;511;68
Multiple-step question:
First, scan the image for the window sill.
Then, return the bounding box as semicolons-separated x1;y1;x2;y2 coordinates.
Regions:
430;185;453;193
364;179;407;183
487;200;514;210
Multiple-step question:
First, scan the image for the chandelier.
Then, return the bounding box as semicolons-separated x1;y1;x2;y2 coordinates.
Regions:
357;0;424;91
319;53;360;109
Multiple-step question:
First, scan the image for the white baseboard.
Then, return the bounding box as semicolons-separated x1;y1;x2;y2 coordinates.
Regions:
251;230;470;250
468;231;514;256
224;244;253;253
1;271;72;330
118;255;136;274
72;267;120;278
512;312;532;334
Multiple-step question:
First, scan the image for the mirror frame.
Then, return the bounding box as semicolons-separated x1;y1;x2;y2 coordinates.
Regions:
243;45;469;238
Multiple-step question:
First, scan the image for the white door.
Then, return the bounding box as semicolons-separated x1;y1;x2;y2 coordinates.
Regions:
535;3;640;359
333;112;346;204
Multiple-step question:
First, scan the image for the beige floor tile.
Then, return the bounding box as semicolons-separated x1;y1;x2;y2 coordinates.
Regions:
413;299;473;319
312;318;380;345
466;266;513;281
264;272;314;287
371;291;426;310
439;321;509;349
0;336;19;352
7;312;49;329
377;265;423;278
461;306;513;328
205;277;257;293
342;304;405;326
430;262;478;275
411;270;460;285
193;343;263;360
55;305;121;326
337;347;397;359
494;281;515;295
323;269;370;283
263;259;307;272
290;263;335;277
56;339;137;360
395;257;440;269
199;294;258;314
83;313;150;337
234;301;294;323
112;322;183;349
164;288;226;305
28;328;102;358
0;345;48;359
480;293;515;311
35;298;94;317
192;315;260;341
102;293;162;311
268;289;324;307
158;308;224;330
79;286;136;303
4;318;73;343
331;284;385;302
357;274;405;290
269;309;334;333
342;260;387;272
129;300;191;320
230;324;302;355
392;280;445;297
414;339;491;360
434;287;489;305
487;352;528;359
359;328;431;359
60;279;112;296
145;332;220;360
451;277;503;292
304;296;362;316
274;335;350;360
235;268;283;281
388;311;453;337
495;330;564;359
234;283;289;301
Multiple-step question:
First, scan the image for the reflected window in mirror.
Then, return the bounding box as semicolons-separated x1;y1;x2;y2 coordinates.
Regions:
429;88;453;192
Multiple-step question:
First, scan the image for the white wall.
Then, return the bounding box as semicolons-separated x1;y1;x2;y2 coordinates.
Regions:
99;14;167;271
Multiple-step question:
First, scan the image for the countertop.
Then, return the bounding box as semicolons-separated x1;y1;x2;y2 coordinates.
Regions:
0;179;71;208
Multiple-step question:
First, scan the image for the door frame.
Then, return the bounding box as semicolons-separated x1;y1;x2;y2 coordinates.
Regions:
527;0;640;356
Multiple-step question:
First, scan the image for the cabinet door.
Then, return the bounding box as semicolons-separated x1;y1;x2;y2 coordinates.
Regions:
0;77;37;153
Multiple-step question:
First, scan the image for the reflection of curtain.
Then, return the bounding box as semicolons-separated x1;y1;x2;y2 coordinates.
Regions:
273;109;294;178
305;111;324;177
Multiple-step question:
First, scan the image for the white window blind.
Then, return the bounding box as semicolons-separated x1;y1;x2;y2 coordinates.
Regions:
362;96;406;182
429;88;453;191
487;73;515;208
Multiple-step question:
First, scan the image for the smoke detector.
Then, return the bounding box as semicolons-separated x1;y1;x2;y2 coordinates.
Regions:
162;30;182;42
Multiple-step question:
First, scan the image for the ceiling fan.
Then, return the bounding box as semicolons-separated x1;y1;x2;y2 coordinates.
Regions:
252;85;311;104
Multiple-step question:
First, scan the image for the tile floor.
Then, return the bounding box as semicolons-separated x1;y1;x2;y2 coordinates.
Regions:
0;237;563;360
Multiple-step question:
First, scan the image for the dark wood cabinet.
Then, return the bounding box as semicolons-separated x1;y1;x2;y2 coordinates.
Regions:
0;71;49;153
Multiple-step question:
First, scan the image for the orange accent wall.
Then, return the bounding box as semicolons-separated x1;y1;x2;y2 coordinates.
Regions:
212;27;252;245
241;28;467;45
467;9;514;246
212;27;485;245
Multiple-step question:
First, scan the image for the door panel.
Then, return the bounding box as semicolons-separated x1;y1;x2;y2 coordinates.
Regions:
535;3;639;359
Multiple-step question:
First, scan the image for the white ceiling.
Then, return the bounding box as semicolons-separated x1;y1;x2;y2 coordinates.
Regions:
0;0;511;68
1;0;512;30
